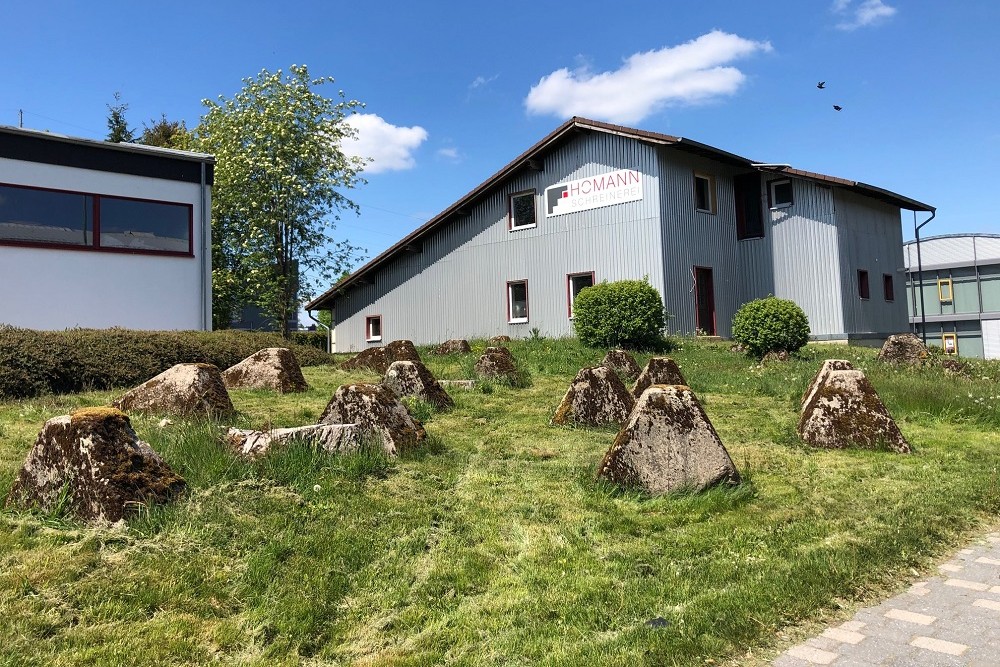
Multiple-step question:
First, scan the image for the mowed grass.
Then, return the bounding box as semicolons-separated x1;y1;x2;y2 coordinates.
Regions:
1;338;1000;666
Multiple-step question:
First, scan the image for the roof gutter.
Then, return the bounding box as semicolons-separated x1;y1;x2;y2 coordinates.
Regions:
912;208;937;345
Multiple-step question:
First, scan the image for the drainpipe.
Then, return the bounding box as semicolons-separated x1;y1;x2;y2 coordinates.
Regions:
306;309;331;353
914;208;937;345
200;161;210;331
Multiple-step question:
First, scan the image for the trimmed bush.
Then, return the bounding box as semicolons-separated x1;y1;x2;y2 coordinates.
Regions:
731;297;810;358
0;327;334;399
572;280;667;350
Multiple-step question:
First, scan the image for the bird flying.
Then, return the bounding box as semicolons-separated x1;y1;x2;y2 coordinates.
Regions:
833;105;843;111
817;81;826;89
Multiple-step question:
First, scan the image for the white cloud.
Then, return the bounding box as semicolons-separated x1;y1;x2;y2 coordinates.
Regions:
524;31;772;125
833;0;897;30
436;147;461;162
340;114;428;174
469;74;499;90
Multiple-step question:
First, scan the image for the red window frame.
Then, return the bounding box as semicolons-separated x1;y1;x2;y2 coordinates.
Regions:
567;271;595;318
883;273;895;302
0;181;194;257
858;270;870;300
365;314;382;342
506;280;529;323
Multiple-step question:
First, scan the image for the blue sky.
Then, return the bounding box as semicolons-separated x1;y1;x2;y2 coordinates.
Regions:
3;1;998;297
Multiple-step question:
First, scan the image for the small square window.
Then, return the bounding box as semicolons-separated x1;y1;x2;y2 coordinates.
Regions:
365;315;382;342
567;272;595;318
694;173;716;214
509;191;536;230
507;280;528;323
769;179;793;209
858;270;870;300
938;278;953;302
883;274;895;302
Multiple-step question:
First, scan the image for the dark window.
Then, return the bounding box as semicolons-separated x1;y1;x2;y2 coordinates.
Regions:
734;172;763;239
768;179;793;209
694;173;715;213
0;183;93;246
366;315;382;341
509;191;536;230
508;280;528;322
567;272;595;317
99;197;190;253
858;270;870;299
883;274;895;302
0;181;191;255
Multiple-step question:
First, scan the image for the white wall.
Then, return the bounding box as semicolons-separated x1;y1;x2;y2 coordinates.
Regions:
0;157;211;330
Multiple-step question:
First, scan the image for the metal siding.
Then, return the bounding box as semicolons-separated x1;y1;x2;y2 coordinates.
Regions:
333;132;663;350
984;320;1000;359
835;189;909;335
768;180;846;337
657;149;748;336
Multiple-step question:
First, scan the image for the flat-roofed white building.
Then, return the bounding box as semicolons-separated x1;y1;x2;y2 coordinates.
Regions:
0;126;213;330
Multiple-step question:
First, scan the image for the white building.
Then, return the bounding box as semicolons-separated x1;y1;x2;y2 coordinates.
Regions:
0;126;213;330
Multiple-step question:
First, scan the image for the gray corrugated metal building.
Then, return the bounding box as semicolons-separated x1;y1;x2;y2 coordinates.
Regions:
307;118;932;352
904;234;1000;359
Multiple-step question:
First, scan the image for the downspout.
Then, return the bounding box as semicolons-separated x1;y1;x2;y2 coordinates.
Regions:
914;208;937;345
306;309;331;353
200;160;210;331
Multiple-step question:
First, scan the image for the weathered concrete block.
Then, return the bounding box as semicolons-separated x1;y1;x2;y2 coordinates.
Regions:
383;360;454;409
601;349;642;381
877;333;929;366
552;366;634;427
319;383;425;456
433;339;472;355
631;357;687;398
222;347;309;393
225;423;361;459
5;408;185;523
113;363;235;418
597;385;740;495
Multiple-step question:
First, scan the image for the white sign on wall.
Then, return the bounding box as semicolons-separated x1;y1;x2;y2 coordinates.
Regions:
544;168;643;217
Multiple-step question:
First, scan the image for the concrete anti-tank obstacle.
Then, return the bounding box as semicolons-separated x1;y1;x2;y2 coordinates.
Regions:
798;365;911;453
225;423;361;459
319;383;426;456
222;347;309;393
113;363;235;418
382;360;454;409
597;385;741;495
601;349;642;381
631;357;687;398
551;366;634;427
5;407;186;523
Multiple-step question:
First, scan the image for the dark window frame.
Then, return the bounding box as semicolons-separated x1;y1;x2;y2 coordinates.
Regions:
734;172;764;240
693;172;716;214
883;273;895;302
567;271;595;318
0;180;194;257
508;190;537;231
507;279;529;323
365;314;382;342
768;179;794;209
858;269;870;300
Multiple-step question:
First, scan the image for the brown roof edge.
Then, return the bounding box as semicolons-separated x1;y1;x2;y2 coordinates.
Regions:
305;119;930;310
757;166;933;212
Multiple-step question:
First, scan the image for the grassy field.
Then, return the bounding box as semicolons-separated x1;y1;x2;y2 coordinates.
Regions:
2;338;999;666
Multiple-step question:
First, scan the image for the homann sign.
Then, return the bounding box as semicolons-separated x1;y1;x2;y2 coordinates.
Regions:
545;169;643;217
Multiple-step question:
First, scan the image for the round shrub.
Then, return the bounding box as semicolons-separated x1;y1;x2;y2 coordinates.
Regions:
731;297;810;358
573;279;666;350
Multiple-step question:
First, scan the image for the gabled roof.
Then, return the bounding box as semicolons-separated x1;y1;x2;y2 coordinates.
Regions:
306;117;933;310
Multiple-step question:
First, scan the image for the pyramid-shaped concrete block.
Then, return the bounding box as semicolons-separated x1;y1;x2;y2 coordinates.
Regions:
798;369;911;453
800;359;855;409
631;357;687;398
340;339;421;374
474;346;518;381
597;385;741;495
319;383;425;456
383;360;454;409
225;423;361;459
433;339;472;355
113;363;235;418
5;408;186;523
222;347;309;393
601;349;642;381
877;333;929;366
552;366;634;427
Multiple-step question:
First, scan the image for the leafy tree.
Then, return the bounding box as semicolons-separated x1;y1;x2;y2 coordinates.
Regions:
139;114;193;150
731;296;810;358
573;279;667;349
196;65;367;337
106;92;135;143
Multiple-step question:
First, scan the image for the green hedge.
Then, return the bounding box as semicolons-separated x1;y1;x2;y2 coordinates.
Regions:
572;279;667;350
731;296;810;358
0;327;334;399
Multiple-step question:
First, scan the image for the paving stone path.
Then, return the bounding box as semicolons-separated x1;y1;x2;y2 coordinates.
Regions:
774;532;1000;666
